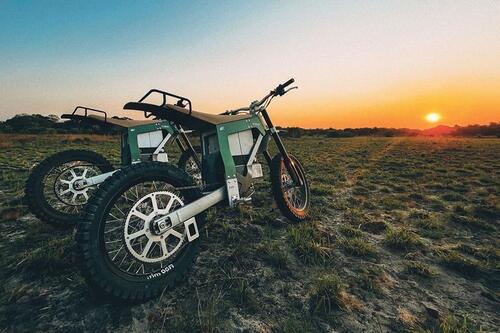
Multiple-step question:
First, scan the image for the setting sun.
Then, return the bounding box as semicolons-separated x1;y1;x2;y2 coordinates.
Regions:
425;112;442;123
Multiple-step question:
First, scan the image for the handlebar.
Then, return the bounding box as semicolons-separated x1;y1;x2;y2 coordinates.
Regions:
274;78;295;96
222;78;296;115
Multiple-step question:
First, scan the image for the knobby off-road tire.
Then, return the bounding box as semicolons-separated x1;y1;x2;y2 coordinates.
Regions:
270;154;311;222
25;149;114;227
75;162;205;302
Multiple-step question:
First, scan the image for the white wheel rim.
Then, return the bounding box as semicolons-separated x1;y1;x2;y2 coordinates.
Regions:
54;166;95;206
124;191;191;263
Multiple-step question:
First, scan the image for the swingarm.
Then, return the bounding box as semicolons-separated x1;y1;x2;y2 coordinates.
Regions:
75;170;117;189
151;186;226;237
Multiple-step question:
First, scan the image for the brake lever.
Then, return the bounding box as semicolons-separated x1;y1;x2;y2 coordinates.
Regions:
283;86;298;95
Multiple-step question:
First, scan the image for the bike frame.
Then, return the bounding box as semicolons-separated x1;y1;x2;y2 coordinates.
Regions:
120;121;199;165
124;79;301;240
154;105;298;236
63;106;200;188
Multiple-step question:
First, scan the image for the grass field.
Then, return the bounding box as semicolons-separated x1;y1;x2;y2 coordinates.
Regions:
0;134;498;332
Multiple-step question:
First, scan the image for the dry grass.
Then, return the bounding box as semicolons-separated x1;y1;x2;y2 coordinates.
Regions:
0;133;115;143
0;135;498;332
398;308;420;328
384;227;423;250
309;273;345;313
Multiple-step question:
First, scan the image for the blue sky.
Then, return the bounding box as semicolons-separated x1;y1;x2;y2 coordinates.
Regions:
1;1;499;128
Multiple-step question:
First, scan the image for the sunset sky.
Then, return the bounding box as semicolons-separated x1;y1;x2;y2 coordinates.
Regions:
1;1;499;129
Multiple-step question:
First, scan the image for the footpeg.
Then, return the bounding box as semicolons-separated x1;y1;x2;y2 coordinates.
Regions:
234;197;252;205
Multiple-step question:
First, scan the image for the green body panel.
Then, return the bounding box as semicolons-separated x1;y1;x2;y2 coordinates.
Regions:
215;115;266;181
120;121;178;165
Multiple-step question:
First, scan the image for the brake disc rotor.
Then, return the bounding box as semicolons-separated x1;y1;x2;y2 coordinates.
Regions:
124;191;189;263
281;166;307;210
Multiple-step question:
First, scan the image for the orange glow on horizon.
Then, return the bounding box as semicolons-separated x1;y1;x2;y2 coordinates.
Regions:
268;77;500;129
116;77;500;130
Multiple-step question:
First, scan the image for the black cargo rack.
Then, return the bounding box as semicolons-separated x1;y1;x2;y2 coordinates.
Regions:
138;89;193;117
61;106;108;124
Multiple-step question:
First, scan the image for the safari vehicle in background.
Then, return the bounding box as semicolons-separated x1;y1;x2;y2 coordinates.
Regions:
25;105;201;227
75;79;311;302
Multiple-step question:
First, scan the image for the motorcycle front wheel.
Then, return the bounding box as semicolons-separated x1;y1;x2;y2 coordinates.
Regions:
270;153;311;222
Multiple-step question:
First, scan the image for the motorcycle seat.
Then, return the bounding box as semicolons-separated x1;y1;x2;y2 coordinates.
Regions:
123;102;251;131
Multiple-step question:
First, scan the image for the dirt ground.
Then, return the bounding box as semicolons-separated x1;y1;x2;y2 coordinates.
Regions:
0;135;498;332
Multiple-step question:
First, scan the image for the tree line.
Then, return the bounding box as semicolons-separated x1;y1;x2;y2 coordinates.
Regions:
0;114;498;137
278;124;500;138
0;114;126;134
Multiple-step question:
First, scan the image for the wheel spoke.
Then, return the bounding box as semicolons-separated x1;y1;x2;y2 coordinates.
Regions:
160;239;169;256
165;195;176;212
60;188;71;195
128;229;146;240
108;213;123;223
113;203;126;217
167;229;183;240
118;252;128;267
126;260;135;272
123;192;135;203
105;225;123;234
111;245;124;261
135;264;145;275
151;195;159;212
141;239;153;257
131;210;149;221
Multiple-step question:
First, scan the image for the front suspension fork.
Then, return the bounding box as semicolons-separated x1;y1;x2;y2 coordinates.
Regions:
260;109;303;185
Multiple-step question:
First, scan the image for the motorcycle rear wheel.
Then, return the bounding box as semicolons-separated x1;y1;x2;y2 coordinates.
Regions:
25;149;114;227
76;162;204;302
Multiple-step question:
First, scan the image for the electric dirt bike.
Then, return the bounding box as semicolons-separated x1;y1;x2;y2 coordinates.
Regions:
25;105;201;227
75;79;310;301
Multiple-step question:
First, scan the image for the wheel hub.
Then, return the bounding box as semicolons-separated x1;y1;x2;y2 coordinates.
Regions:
54;166;93;205
124;191;186;263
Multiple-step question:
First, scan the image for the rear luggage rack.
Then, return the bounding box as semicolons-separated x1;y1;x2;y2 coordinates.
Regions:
138;89;193;116
61;106;108;124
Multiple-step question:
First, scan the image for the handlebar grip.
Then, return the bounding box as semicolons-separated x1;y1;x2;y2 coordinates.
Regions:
282;78;295;88
275;78;295;96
